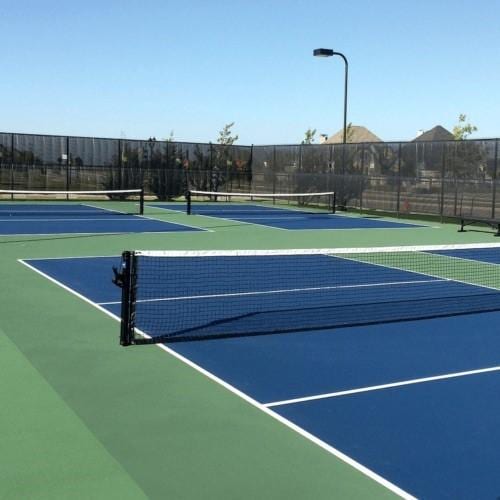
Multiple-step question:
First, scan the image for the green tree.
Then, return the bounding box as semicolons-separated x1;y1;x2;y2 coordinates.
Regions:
217;122;239;146
453;114;478;140
210;122;239;192
302;128;316;144
447;116;486;215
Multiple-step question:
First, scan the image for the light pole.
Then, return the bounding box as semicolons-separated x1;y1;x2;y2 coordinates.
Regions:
313;48;349;144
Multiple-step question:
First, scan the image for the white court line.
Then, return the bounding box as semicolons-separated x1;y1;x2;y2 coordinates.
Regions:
139;211;212;232
427;250;500;268
0;229;204;237
157;211;429;232
222;216;432;227
0;218;139;222
194;202;428;228
1;232;134;237
18;259;121;324
81;202;135;215
227;216;309;220
149;204;293;231
150;202;427;226
149;204;430;231
97;278;448;306
23;255;120;261
265;366;500;408
191;212;293;231
331;252;500;293
0;201;197;232
17;257;415;500
82;203;213;233
0;210;209;235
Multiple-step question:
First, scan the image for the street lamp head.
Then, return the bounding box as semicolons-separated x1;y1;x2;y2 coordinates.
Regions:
313;48;334;57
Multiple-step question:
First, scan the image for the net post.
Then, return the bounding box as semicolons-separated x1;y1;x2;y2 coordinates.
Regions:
139;188;144;215
118;251;137;346
186;190;192;214
331;192;336;214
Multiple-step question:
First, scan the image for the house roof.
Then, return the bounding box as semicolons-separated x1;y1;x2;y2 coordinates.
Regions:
324;125;382;144
413;125;454;142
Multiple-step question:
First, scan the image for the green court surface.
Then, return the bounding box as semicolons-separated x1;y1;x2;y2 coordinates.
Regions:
1;207;495;499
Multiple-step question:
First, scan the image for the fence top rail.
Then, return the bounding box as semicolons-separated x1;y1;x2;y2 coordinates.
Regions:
1;131;498;149
254;138;499;147
0;132;254;150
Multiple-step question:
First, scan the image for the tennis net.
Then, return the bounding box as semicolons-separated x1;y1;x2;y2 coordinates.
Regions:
0;189;144;215
114;243;500;345
186;190;336;215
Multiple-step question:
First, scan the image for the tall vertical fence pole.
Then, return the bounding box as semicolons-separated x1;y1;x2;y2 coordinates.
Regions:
492;139;499;219
439;145;446;223
66;135;70;198
10;133;14;199
359;144;365;214
396;143;402;217
272;145;277;197
118;139;123;190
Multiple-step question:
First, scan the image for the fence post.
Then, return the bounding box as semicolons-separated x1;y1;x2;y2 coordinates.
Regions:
492;139;499;219
209;142;213;192
439;145;446;222
328;144;333;198
396;143;402;217
118;139;123;190
359;144;365;213
272;145;277;197
248;144;254;191
10;133;14;198
65;136;70;198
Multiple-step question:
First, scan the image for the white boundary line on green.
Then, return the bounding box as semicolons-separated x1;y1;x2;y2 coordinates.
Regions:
0;230;205;237
149;204;293;231
150;203;432;231
17;256;416;500
0;218;140;222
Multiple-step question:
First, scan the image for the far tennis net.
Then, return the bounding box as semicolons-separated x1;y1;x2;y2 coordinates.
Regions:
186;190;336;215
114;243;500;345
0;188;144;216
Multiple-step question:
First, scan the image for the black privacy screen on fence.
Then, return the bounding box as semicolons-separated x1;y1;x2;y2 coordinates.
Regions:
1;132;499;220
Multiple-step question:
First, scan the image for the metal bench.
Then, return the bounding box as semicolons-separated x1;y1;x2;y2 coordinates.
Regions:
458;217;500;236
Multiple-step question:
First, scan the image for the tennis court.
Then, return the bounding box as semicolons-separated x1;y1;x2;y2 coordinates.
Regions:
0;189;204;235
4;183;500;499
154;201;425;230
16;243;500;498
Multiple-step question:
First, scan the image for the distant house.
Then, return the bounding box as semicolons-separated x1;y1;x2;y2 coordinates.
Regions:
412;125;454;142
318;126;382;175
410;125;455;177
323;125;382;144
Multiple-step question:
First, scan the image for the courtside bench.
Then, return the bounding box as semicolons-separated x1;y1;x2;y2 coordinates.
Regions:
458;217;500;236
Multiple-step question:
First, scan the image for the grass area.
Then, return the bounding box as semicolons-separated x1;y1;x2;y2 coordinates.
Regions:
1;207;496;499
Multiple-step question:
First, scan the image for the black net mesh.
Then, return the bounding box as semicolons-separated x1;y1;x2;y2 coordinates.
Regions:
117;244;500;345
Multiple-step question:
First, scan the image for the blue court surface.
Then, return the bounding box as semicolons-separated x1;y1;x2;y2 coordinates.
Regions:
0;203;202;235
20;249;500;499
151;202;425;230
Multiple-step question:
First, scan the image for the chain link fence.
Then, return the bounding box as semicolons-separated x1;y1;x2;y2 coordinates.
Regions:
0;133;254;200
1;132;498;219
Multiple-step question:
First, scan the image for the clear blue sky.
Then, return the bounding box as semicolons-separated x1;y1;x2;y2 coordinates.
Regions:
1;0;499;144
